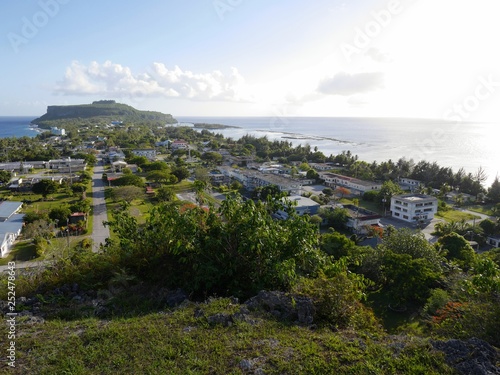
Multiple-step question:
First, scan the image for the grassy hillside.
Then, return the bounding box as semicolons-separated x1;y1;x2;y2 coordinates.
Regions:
31;100;176;128
3;295;457;375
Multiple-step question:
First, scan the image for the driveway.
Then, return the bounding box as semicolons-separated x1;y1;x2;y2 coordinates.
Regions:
91;164;110;252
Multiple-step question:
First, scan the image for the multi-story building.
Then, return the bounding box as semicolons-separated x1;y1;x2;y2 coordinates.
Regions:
390;193;438;223
399;177;422;192
321;173;382;194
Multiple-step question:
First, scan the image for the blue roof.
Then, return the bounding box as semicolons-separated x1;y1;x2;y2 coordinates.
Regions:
0;214;24;236
0;201;23;220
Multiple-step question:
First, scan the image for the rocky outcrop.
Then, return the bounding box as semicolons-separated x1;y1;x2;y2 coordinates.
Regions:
244;290;315;325
432;338;500;375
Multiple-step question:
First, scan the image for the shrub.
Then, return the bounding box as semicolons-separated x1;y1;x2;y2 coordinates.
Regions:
293;272;379;331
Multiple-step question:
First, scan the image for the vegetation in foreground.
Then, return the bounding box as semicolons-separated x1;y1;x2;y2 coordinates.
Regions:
2;193;499;373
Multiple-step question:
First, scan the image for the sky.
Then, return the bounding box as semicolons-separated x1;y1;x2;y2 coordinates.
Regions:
1;0;500;121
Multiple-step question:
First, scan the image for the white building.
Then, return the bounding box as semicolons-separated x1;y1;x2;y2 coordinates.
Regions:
399;177;422;192
132;149;157;160
343;204;382;234
51;127;66;136
47;158;87;173
170;140;189;151
390;194;438;223
0;202;24;258
219;166;302;195
486;236;500;248
321;173;382;194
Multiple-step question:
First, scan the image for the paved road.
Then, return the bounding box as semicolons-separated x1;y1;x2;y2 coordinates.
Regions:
91;164;110;252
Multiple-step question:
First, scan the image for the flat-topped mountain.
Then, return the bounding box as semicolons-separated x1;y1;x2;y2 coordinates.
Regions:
32;100;176;127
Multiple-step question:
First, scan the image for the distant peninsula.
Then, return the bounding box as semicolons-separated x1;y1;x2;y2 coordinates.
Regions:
31;100;176;128
193;123;239;129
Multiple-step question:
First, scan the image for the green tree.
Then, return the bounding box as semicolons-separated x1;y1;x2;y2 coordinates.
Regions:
32;179;59;199
380;228;443;265
49;207;71;225
201;151;223;165
437;232;476;269
171;166;190;182
147;170;177;185
487;176;500;203
0;170;12;184
320;230;355;259
69;198;91;214
156;186;175;202
113;174;144;188
106;193;328;298
319;207;349;231
382;251;443;306
479;219;498;236
377;228;445;306
306;169;319;180
70;183;87;195
378;180;403;205
110;186;144;203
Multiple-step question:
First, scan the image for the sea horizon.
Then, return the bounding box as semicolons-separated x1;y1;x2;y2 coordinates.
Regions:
0;115;497;187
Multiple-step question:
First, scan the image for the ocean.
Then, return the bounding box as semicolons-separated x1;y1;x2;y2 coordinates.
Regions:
0;116;38;138
0;115;497;187
177;116;499;188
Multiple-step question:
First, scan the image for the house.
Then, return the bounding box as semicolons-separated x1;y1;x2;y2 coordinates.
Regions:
69;212;87;225
399;177;422;192
155;140;171;147
390;193;438;223
321;173;382;194
219;166;302;195
343;204;382;234
47;158;87;173
276;195;320;219
170;140;189;151
50;127;66;136
310;163;333;171
209;171;227;185
0;201;23;221
132;149;157;160
108;150;126;162
486;236;500;248
0;201;24;258
111;160;128;172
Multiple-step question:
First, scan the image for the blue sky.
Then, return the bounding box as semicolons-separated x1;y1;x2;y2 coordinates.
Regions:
2;0;500;121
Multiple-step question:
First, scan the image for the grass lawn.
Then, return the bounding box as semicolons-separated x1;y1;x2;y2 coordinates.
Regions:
0;240;39;266
170;180;194;193
436;209;481;222
340;198;384;215
465;204;496;216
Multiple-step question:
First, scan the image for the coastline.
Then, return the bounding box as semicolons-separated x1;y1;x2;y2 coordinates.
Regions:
178;116;499;187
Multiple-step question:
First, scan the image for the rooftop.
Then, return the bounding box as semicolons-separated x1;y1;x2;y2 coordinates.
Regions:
393;193;437;202
0;201;23;220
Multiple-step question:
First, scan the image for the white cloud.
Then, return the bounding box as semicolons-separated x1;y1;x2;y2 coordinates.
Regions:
317;71;384;96
54;61;251;102
364;48;392;63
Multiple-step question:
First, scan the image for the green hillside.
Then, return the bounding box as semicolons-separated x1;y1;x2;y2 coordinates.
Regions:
31;100;176;128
